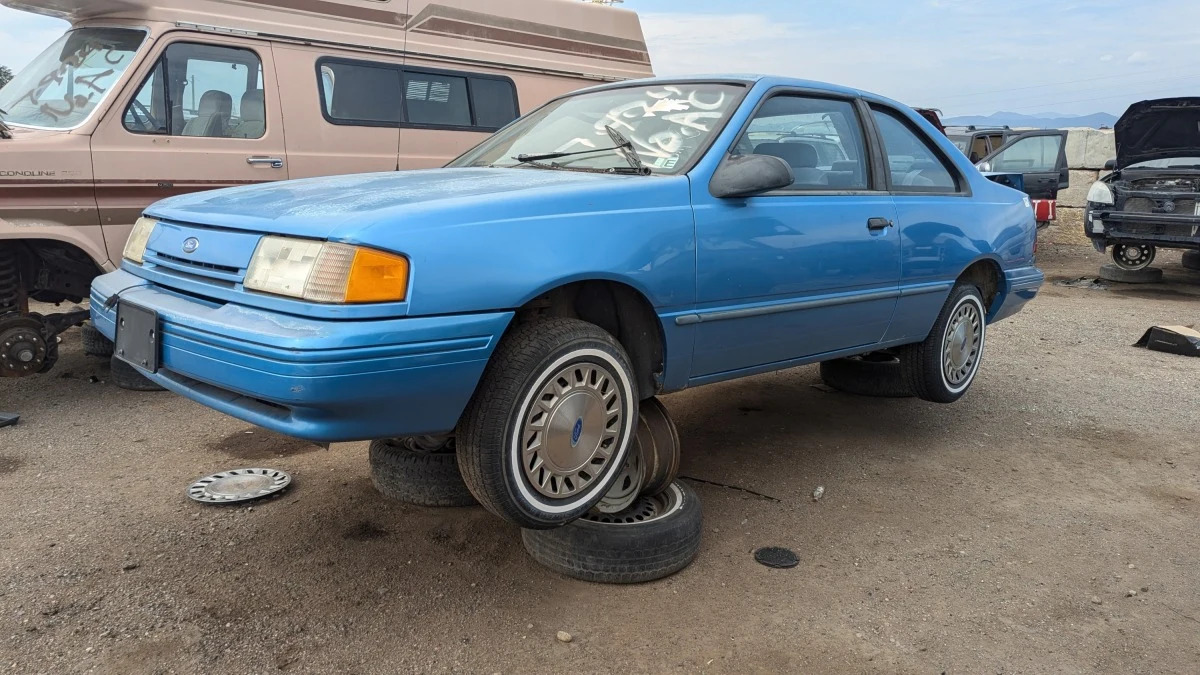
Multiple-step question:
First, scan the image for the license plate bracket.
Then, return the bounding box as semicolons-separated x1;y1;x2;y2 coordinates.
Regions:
115;302;160;373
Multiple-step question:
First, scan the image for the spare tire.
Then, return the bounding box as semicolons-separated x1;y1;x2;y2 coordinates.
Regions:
368;437;477;507
819;351;913;398
1098;262;1163;284
520;481;702;584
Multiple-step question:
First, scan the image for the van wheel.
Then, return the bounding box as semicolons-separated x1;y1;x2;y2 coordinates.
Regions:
900;284;986;403
82;323;114;358
1110;243;1155;271
819;351;914;398
1183;250;1200;271
368;437;476;507
110;357;165;391
1098;263;1163;284
457;317;638;530
520;481;702;584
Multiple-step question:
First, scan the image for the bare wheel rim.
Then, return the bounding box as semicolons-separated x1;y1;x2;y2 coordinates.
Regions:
595;441;643;513
520;360;625;500
942;299;982;387
1112;244;1155;271
585;482;684;525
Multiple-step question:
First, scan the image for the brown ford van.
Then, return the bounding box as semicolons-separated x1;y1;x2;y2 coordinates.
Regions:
0;0;652;377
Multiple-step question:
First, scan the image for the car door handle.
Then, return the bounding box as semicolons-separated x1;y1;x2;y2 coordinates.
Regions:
867;218;894;231
247;156;284;169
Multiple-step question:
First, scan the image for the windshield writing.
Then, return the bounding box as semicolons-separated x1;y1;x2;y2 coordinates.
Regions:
451;83;744;175
0;28;145;130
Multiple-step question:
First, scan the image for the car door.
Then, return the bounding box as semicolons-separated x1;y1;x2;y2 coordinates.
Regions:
91;35;287;261
978;130;1069;199
688;92;901;380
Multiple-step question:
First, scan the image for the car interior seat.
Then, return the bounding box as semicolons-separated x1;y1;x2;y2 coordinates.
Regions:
232;90;265;139
181;90;232;137
753;142;824;184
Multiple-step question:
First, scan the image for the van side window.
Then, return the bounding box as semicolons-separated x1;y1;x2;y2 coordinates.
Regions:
316;57;518;131
870;106;959;192
124;43;265;139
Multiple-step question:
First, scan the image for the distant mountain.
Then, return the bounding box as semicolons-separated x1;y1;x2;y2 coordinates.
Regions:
941;111;1118;130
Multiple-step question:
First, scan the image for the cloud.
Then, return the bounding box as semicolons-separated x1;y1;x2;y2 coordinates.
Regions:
1126;51;1151;64
1100;54;1114;62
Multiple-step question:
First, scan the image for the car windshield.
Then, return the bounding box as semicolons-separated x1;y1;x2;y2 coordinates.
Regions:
948;135;970;153
450;83;745;175
1126;157;1200;169
0;27;146;130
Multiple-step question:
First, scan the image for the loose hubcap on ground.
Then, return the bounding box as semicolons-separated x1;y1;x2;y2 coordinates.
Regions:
522;362;623;499
943;302;981;386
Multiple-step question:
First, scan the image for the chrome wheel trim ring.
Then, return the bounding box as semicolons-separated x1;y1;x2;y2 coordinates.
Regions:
508;348;636;513
585;482;685;525
940;295;985;394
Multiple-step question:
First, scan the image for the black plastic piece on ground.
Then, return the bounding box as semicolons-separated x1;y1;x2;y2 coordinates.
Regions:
754;546;799;569
0;412;18;428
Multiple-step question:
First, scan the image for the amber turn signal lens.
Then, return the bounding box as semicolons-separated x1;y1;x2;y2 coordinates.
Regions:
344;248;409;303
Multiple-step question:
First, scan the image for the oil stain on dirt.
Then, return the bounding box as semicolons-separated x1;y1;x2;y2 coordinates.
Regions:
206;427;321;460
343;520;390;541
0;455;23;475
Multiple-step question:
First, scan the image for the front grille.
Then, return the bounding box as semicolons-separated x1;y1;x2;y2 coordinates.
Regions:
153;252;241;276
1123;197;1197;214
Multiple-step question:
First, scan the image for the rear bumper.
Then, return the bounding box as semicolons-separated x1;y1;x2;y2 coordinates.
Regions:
91;269;512;442
992;265;1043;323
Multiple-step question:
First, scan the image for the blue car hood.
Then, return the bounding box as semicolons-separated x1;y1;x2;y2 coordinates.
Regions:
145;168;648;241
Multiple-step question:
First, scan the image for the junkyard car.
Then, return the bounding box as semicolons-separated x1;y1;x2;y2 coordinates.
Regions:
91;76;1044;529
1084;98;1200;270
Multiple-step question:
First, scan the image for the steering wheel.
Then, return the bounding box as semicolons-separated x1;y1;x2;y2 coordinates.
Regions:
128;99;158;132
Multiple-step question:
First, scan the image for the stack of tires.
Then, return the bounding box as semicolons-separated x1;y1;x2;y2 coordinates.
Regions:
368;319;700;584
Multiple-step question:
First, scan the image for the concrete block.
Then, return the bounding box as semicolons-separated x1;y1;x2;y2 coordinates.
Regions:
1042;208;1091;247
1064;127;1115;170
1058;169;1100;208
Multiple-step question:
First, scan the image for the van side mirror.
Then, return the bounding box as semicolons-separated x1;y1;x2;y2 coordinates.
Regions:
710;154;794;198
1103;158;1117;171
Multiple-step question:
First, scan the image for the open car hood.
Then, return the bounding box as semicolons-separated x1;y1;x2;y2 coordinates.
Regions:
1115;97;1200;168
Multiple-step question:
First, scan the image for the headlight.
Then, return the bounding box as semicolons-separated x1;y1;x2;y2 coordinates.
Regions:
123;216;158;264
1086;181;1115;205
244;236;409;303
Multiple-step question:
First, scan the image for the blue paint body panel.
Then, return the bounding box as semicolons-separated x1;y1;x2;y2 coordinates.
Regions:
91;75;1043;442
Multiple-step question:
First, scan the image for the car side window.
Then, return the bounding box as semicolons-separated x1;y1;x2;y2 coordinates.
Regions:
870;107;959;192
988;135;1064;172
124;42;265;139
737;95;869;190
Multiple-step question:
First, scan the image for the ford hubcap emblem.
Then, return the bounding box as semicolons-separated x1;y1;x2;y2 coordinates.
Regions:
571;418;584;447
182;237;200;254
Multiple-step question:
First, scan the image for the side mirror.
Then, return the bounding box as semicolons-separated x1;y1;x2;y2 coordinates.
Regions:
1103;158;1117;171
976;161;992;173
710;154;794;199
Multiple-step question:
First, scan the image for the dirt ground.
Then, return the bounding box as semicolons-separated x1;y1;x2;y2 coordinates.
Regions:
2;240;1199;674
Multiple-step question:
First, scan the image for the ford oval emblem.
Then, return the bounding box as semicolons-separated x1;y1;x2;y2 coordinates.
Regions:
571;418;584;447
182;237;200;254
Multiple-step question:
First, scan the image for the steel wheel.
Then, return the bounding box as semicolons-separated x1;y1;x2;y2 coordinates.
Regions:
635;397;681;497
1111;244;1156;271
595;439;643;513
941;295;984;393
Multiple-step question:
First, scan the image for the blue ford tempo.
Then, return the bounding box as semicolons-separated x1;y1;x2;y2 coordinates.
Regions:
91;76;1043;528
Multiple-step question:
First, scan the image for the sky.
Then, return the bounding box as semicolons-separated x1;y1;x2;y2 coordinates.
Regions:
2;0;1198;118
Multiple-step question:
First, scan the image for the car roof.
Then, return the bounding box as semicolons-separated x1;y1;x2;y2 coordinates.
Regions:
576;74;874;101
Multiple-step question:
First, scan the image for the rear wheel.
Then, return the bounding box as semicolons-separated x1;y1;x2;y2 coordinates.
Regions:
900;284;986;403
1181;250;1200;271
457;317;639;529
1111;243;1156;271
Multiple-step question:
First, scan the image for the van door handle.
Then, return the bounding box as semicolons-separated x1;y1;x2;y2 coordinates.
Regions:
247;156;284;169
867;217;894;231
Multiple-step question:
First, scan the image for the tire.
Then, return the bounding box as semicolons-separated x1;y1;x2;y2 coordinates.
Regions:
110;357;165;391
819;351;914;398
368;437;477;507
0;244;18;315
1110;243;1156;271
457;317;639;530
81;323;114;358
520;481;702;584
1098;263;1163;284
899;283;986;404
1181;250;1200;271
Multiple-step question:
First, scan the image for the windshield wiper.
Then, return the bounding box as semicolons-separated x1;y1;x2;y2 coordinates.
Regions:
511;124;652;175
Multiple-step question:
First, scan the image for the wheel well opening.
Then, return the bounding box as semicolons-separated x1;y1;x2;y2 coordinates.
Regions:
957;259;1003;314
514;281;665;397
0;239;102;306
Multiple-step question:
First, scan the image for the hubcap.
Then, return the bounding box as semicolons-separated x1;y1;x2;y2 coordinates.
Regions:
943;301;982;386
521;362;624;499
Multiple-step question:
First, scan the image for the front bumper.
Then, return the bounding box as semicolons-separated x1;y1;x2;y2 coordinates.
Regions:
1085;208;1200;249
91;269;512;442
992;265;1043;323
